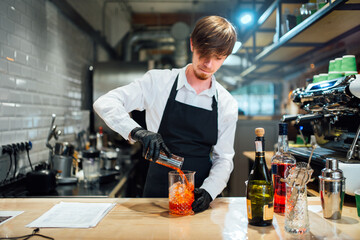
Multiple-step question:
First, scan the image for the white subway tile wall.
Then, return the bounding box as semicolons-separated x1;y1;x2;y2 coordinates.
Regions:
0;0;93;182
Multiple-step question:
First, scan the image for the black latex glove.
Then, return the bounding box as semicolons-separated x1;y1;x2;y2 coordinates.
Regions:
131;127;172;161
192;188;213;213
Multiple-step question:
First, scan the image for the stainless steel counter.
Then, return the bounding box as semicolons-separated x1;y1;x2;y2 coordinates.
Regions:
0;161;137;198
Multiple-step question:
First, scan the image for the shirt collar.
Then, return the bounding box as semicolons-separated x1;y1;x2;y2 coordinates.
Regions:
177;64;218;101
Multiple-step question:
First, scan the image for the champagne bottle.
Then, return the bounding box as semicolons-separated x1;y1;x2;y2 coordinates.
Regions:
271;122;296;213
246;128;274;226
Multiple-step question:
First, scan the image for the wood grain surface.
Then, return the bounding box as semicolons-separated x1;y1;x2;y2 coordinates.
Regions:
0;197;359;239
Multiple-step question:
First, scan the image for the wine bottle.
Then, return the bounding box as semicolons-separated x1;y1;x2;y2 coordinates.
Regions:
271;122;296;214
246;128;274;226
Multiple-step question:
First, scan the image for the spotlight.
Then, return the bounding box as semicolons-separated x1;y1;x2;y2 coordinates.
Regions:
239;12;254;25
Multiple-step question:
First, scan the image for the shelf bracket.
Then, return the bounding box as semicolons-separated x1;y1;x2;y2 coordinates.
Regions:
276;0;282;41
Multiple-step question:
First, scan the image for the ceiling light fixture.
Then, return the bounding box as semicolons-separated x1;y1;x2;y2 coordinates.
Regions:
239;13;254;25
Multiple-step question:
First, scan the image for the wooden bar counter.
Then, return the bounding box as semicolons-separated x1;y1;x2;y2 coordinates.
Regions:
1;197;359;239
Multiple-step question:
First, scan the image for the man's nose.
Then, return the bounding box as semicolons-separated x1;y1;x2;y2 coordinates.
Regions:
203;58;212;68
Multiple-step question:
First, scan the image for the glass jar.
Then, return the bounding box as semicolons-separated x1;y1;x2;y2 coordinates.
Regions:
82;149;101;188
168;170;195;215
285;184;309;234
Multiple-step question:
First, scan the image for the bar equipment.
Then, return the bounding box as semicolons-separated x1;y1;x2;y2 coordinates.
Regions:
284;162;313;234
82;149;101;188
282;74;360;195
168;170;195;216
53;142;76;183
147;151;184;170
100;149;118;170
284;144;315;234
285;74;360;160
45;114;77;184
26;170;57;195
319;158;345;219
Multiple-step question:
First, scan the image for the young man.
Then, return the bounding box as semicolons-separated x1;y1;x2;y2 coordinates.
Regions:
94;16;238;213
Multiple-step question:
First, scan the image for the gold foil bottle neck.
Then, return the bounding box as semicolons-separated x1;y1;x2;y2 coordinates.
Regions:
255;128;265;137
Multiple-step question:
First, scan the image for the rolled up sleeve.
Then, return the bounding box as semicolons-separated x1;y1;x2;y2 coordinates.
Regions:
93;72;152;139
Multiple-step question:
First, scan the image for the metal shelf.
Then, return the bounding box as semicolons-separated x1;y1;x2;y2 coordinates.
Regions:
239;0;360;79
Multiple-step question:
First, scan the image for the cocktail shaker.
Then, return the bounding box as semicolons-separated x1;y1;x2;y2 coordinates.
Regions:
319;158;346;219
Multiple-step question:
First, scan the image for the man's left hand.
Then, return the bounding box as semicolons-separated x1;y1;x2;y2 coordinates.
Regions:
192;188;212;213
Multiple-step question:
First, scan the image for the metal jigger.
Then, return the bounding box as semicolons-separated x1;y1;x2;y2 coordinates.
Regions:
319;158;346;220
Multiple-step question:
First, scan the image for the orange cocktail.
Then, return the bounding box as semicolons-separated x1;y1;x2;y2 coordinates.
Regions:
168;170;195;216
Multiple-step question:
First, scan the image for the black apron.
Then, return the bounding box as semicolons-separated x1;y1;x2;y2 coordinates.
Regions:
143;74;218;197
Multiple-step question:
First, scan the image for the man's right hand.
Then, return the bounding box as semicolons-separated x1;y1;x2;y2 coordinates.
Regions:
130;127;172;161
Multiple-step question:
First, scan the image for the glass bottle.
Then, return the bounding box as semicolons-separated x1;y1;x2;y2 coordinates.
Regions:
246;128;274;226
96;126;103;150
271;122;296;214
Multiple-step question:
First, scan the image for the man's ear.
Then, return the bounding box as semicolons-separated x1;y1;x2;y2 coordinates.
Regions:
190;38;193;52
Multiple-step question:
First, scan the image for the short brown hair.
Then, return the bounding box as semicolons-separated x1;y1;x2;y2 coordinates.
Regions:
190;16;237;57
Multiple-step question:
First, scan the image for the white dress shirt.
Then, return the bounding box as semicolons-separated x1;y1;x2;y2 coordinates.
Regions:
93;64;238;199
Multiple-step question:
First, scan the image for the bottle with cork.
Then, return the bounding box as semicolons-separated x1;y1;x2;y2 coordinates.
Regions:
246;127;274;226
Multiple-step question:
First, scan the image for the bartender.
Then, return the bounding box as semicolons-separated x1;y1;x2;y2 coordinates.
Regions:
93;15;238;213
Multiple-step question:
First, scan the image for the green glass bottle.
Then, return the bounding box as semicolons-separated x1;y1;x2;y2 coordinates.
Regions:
246;128;274;226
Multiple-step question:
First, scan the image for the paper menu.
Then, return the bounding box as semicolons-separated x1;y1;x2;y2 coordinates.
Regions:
26;202;116;228
0;211;24;226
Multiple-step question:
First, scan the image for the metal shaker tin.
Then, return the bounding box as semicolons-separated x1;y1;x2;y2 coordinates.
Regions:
319;158;346;219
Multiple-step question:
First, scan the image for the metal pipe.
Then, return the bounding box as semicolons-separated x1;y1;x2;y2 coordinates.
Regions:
276;0;282;40
281;114;299;122
347;123;360;160
125;30;172;62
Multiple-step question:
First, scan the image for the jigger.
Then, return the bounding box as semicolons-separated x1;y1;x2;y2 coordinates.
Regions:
319;158;346;220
